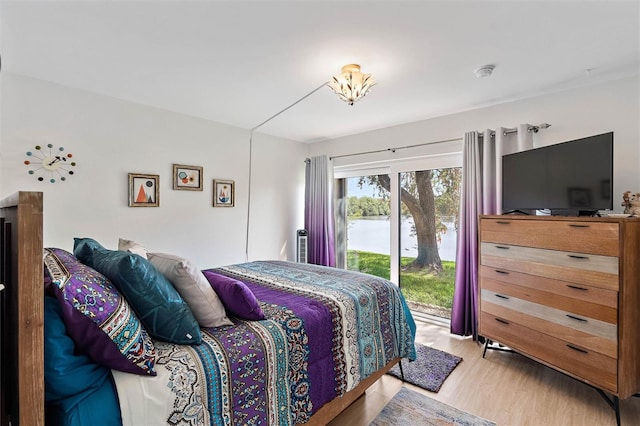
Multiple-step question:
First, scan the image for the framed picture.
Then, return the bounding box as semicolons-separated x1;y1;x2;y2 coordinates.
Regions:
128;173;159;207
173;164;203;191
213;179;234;207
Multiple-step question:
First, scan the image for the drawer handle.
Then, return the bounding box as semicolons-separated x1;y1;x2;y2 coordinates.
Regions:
495;318;510;325
495;221;511;225
495;294;510;300
495;270;510;275
569;224;590;228
566;314;588;323
566;344;589;354
567;284;588;291
567;254;589;260
495;245;510;250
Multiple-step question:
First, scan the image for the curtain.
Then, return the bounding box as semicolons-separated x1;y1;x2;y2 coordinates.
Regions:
305;155;336;267
451;124;533;338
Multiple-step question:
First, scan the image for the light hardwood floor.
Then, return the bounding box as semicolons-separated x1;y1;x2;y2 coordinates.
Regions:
328;318;640;426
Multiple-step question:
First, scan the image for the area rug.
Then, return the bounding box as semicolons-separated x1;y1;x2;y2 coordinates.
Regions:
387;343;462;392
370;387;496;426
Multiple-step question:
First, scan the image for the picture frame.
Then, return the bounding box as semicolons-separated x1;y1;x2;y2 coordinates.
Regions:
173;164;203;191
128;173;159;207
213;179;234;207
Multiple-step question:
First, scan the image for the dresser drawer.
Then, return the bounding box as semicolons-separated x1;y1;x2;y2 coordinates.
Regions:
481;242;619;291
481;218;619;256
481;289;616;342
481;312;617;392
479;266;618;309
481;297;617;358
480;271;617;323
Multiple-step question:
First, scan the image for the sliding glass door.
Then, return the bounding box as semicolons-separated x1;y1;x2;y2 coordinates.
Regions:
335;154;461;320
344;175;391;279
398;168;460;319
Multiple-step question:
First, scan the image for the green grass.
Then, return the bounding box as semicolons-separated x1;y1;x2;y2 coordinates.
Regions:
347;250;455;309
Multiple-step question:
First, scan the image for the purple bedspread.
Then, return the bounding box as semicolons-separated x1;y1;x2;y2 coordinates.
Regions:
112;261;416;426
211;261;416;422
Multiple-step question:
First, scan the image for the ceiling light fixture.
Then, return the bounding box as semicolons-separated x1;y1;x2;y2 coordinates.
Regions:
474;64;495;78
327;64;376;106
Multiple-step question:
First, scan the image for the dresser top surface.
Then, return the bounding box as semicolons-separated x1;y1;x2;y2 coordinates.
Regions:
481;214;640;223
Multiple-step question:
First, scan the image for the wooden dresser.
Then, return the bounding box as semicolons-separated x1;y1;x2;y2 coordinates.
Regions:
479;215;640;403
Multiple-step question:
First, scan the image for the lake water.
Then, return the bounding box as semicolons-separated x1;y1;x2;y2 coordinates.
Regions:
347;217;457;261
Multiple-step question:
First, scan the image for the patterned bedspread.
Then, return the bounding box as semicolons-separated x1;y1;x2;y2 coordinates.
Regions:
112;261;416;426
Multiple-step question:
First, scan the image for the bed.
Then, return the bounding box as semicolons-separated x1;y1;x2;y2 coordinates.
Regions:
1;191;416;426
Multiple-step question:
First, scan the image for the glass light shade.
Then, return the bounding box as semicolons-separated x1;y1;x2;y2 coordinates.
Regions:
327;64;376;105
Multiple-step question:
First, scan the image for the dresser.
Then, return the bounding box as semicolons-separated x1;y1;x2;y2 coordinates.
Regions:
479;215;640;405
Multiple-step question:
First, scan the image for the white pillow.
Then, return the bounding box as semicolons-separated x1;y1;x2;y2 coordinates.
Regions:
118;238;148;259
147;252;233;328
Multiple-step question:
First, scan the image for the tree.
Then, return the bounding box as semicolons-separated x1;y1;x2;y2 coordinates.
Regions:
359;168;460;273
433;168;461;231
346;196;391;218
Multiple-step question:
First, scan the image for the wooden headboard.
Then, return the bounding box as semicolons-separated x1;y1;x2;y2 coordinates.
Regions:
0;191;44;426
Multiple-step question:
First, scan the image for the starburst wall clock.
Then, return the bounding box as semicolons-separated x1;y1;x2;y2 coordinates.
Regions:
24;144;77;183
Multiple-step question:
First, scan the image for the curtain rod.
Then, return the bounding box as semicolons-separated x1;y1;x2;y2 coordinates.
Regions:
480;123;551;136
329;123;551;161
329;137;461;161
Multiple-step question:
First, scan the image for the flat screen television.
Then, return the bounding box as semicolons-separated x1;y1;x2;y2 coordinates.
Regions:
502;132;613;216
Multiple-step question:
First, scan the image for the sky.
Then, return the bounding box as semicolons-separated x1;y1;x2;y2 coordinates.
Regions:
347;176;383;198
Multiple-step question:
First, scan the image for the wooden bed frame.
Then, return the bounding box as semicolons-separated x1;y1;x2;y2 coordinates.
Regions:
1;191;44;426
0;191;398;426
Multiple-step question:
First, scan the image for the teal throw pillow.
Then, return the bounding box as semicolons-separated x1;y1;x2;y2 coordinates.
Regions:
74;238;201;345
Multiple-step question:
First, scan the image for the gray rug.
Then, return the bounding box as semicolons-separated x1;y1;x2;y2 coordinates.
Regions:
387;343;462;392
370;387;496;426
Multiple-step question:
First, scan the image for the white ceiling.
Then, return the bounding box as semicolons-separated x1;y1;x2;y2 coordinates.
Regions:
2;1;639;143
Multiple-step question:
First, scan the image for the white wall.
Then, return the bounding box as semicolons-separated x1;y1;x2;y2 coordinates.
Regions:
311;76;640;210
247;132;307;261
2;73;636;269
0;73;308;268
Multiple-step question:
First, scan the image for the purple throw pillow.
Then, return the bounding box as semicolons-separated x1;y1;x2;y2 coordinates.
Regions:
43;248;156;375
202;270;266;321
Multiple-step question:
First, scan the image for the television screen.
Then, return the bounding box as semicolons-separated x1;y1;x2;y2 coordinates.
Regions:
502;132;613;216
